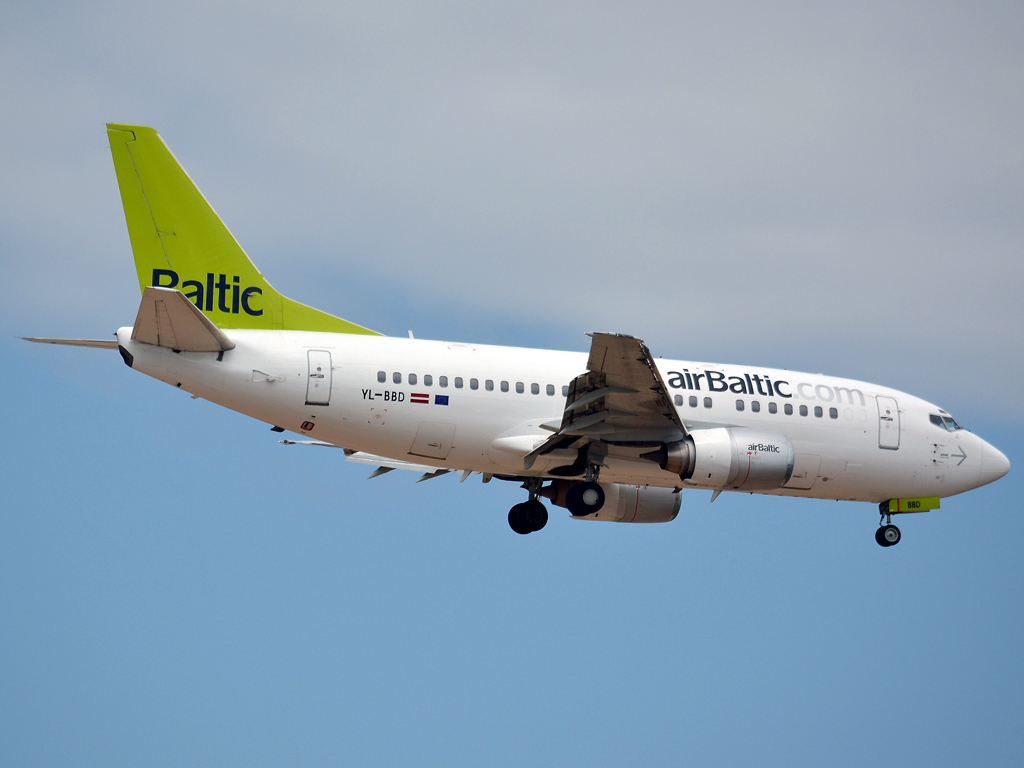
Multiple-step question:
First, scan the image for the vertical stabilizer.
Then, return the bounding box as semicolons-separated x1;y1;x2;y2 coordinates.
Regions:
106;124;378;335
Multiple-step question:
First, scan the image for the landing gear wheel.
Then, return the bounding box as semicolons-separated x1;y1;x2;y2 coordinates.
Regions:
875;524;901;547
508;503;532;535
566;481;605;517
508;500;548;534
521;499;548;532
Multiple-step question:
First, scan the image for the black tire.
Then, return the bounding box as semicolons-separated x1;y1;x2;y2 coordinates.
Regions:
508;503;532;535
882;524;901;546
521;499;548;532
567;481;605;516
875;527;888;547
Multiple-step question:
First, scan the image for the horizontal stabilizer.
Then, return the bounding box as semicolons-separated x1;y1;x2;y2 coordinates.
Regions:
22;338;118;349
132;286;235;352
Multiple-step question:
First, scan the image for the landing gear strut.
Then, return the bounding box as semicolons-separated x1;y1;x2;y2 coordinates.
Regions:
875;512;901;547
508;478;548;534
566;463;605;517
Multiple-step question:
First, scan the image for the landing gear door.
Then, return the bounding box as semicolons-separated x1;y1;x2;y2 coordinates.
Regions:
877;396;899;450
306;350;332;406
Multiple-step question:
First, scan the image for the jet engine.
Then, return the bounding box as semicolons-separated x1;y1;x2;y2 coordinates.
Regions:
641;428;795;491
542;481;681;523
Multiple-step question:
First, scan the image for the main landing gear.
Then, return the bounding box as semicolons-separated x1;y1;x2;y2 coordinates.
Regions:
564;461;606;519
566;481;605;517
509;500;548;535
506;465;608;534
508;478;548;535
875;510;901;547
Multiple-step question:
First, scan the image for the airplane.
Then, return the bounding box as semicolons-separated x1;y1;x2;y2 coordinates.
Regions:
25;124;1011;546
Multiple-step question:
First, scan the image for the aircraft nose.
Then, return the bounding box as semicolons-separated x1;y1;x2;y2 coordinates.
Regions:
980;440;1011;486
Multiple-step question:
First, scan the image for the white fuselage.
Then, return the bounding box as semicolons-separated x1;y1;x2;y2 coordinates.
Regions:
116;328;1007;503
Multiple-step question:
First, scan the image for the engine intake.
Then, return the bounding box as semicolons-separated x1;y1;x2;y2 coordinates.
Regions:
642;428;795;491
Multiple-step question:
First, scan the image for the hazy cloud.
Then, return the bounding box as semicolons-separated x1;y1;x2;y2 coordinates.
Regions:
1;0;1021;419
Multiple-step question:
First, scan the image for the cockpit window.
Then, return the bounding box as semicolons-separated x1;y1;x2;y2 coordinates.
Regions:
930;413;963;432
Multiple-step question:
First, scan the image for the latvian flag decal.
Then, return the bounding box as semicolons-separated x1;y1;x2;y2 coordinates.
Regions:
411;392;429;404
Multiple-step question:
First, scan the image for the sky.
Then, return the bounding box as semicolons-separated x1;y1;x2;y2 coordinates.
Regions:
1;1;1022;766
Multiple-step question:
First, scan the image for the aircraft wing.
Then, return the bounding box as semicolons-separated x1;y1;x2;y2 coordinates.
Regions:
280;440;480;482
525;332;684;469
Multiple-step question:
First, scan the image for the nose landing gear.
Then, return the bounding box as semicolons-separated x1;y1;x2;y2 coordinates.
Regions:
875;510;901;547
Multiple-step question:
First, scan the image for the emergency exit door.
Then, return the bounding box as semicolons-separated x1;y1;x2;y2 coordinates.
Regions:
877;396;900;450
306;350;332;406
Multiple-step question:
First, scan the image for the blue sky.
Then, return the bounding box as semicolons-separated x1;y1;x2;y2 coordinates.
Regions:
1;2;1022;765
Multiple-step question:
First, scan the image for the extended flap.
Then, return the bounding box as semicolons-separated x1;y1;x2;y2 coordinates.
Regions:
131;287;235;352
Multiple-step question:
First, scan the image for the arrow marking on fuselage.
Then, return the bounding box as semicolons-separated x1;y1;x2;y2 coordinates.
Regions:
953;446;967;466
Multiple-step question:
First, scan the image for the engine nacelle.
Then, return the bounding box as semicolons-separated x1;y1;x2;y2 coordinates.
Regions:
643;428;795;491
543;481;681;523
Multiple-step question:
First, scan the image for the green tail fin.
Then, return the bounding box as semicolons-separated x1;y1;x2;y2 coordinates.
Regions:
106;124;379;335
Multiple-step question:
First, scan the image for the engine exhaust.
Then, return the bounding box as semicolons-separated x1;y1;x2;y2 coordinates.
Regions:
640;437;696;479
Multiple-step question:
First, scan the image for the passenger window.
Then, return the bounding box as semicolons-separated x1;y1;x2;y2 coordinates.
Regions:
439;376;448;388
829;407;838;419
689;396;698;407
424;375;433;386
546;384;555;396
736;399;745;411
377;371;386;383
393;372;402;384
799;405;808;416
470;378;478;390
674;394;683;406
703;397;712;408
562;386;569;397
768;402;777;414
531;383;539;395
814;406;823;418
516;382;524;394
501;381;509;393
485;379;493;391
454;377;463;388
785;403;793;415
409;373;418;385
751;401;760;413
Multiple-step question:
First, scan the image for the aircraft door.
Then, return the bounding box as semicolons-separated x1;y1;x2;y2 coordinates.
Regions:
306;350;332;406
409;422;456;459
877;396;900;450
